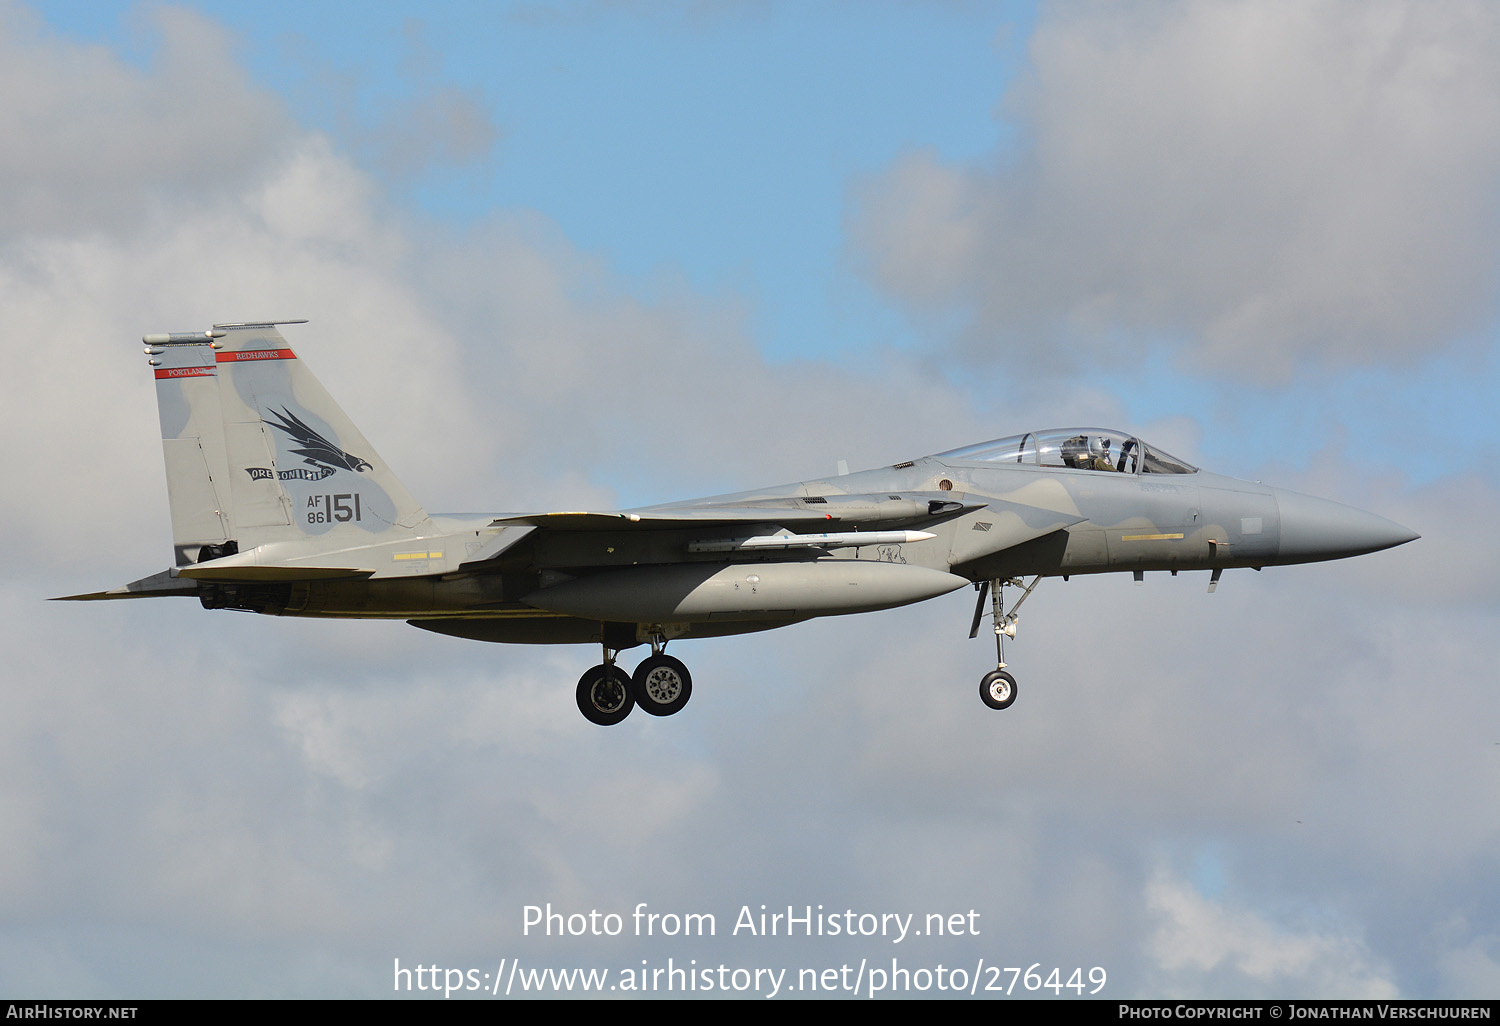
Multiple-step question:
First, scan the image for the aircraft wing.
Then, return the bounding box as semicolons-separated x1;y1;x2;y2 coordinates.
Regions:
481;492;1085;558
488;492;988;531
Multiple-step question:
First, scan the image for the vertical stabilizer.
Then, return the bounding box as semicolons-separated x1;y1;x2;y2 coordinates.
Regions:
147;335;233;565
146;321;431;559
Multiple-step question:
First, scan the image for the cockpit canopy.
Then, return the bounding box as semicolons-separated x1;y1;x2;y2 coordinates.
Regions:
934;428;1197;475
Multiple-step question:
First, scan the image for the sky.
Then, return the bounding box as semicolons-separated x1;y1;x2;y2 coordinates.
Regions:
2;0;1498;1000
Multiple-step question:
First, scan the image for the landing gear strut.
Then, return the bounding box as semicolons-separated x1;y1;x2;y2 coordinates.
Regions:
970;576;1041;711
576;631;694;725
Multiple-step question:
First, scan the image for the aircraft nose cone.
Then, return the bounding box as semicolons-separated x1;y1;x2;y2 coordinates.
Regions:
1274;488;1419;564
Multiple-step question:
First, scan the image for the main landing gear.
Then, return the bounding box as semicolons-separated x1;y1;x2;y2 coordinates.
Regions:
969;576;1041;712
575;633;693;726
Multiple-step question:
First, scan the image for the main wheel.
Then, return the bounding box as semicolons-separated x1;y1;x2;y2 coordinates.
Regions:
577;664;634;725
979;669;1017;710
631;654;693;716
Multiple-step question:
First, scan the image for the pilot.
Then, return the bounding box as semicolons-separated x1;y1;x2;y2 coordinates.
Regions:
1089;436;1116;472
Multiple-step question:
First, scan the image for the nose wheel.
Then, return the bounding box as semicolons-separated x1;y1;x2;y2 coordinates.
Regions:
979;669;1017;710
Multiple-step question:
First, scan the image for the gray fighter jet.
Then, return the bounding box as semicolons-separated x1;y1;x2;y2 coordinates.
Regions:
60;322;1419;725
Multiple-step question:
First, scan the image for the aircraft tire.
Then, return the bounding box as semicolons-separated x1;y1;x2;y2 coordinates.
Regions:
632;654;693;716
979;669;1017;711
577;665;635;725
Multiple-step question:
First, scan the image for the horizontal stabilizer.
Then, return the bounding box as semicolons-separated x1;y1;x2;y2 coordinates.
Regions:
51;568;197;601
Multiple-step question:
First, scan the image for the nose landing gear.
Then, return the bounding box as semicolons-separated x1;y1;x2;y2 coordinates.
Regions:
970;576;1041;712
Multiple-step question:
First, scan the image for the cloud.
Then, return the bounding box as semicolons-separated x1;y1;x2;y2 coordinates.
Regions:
274;15;501;186
1147;872;1398;997
0;4;289;238
365;85;499;181
852;0;1500;381
356;18;500;182
1431;920;1500;996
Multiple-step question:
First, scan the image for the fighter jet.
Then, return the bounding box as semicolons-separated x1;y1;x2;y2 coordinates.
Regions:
59;321;1419;725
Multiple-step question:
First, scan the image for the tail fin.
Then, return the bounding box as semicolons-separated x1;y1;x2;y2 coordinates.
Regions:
147;333;234;566
146;321;430;561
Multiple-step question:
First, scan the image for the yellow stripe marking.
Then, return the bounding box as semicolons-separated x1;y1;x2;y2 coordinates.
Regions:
1121;533;1185;541
393;551;444;561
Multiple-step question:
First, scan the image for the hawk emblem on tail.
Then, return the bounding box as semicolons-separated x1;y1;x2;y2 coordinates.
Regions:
264;407;372;473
